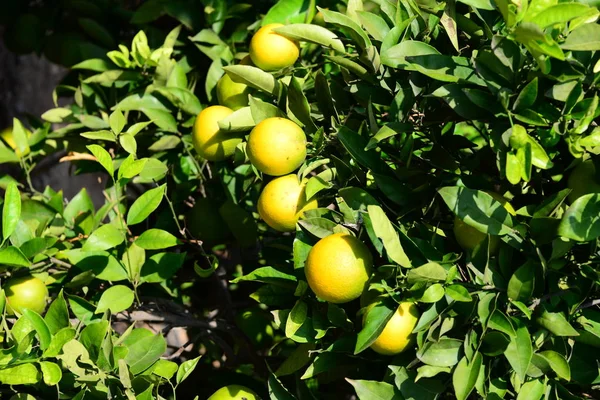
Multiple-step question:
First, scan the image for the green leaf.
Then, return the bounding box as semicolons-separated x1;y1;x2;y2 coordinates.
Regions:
11;119;30;158
176;356;201;385
123;329;167;375
109;109;126;135
148;135;181;152
338;126;390;174
41;107;73;123
218;107;255;132
275;343;316;377
44;291;70;334
456;0;494;10
0;246;30;267
561;23;600;51
39;361;62;386
249;96;286;124
536;350;570;380
43;328;76;358
453;352;483;400
80;321;109;362
72;58;114;72
513;78;538;112
150;359;178;379
269;371;297;400
507;261;536;302
318;7;372;50
516;378;545;400
438;187;514;236
141;107;178;132
531;3;592;28
420;284;445;303
154;87;202;116
357;11;390;41
285;300;308;339
119;134;137;155
224;65;279;95
83;224;125;252
95;285;134;314
63;249;128;281
354;296;396;354
504;317;533;381
535;308;579;336
446;284;472;302
262;0;314;26
127;184;165;225
367;205;411;268
0;363;40;385
558;193;600;241
488;310;516;337
346;378;400;400
63;188;95;234
2;182;21;243
135;229;180;250
81;130;116;142
87;144;114;178
232;266;297;286
274;24;346;53
23;309;52;350
127;121;152;136
390;366;440;400
119;155;147;180
288;76;317;133
140;252;185;283
407;262;448;283
417;338;463;367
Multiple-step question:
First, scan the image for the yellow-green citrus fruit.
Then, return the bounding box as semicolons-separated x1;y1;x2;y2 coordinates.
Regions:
192;106;241;161
186;198;232;245
366;302;420;355
217;56;253;110
234;307;274;348
453;192;515;253
567;160;600;203
257;174;318;232
247;118;306;176
207;385;259;400
1;127;31;157
4;275;48;316
249;23;299;71
216;74;251;110
305;233;373;304
312;11;326;26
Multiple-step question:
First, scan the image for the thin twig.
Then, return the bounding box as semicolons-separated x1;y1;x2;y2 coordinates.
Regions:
113;310;230;330
577;299;600;311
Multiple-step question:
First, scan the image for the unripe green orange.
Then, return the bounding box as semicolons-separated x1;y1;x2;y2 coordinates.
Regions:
207;385;259;400
216;74;250;110
234;307;274;348
217;56;253;110
4;275;48;316
247;118;306;176
192;106;241;161
257;174;318;232
453;192;515;253
305;233;372;304
567;160;600;203
249;23;299;71
365;302;420;355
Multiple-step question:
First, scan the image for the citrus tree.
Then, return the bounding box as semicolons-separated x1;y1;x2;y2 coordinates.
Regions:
1;0;600;399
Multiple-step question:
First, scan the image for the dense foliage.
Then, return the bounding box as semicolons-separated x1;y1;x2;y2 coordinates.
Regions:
1;0;600;399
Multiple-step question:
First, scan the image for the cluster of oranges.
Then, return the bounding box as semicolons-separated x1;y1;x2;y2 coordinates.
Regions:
192;24;420;385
